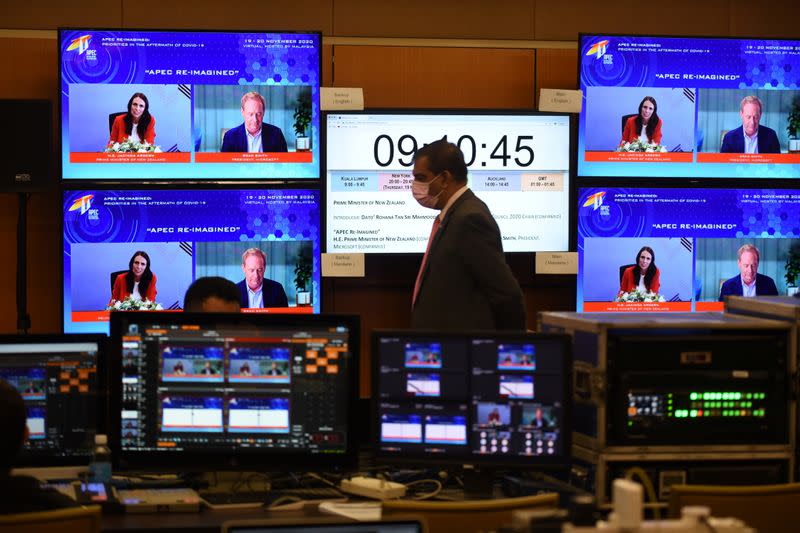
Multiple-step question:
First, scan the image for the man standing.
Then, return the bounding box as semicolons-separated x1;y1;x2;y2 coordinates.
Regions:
221;92;288;153
718;244;779;300
410;140;526;330
720;96;781;154
237;248;289;309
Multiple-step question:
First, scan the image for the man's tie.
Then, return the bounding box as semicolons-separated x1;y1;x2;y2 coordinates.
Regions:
412;216;441;307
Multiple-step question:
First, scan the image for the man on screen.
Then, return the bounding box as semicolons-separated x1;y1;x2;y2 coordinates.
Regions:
720;96;781;154
221;92;288;153
410;140;525;331
237;248;289;309
719;244;779;300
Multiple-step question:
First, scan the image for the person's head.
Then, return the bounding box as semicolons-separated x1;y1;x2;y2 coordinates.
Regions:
124;251;154;296
633;246;658;291
240;92;266;136
0;380;27;473
411;140;468;210
241;248;267;292
204;361;212;368
128;93;149;122
740;96;763;137
183;276;241;312
241;363;250;371
738;244;761;285
635;96;660;141
271;362;278;370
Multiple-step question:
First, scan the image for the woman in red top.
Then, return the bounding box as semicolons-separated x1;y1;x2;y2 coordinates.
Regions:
110;251;158;304
108;92;156;146
618;246;660;296
620;96;662;146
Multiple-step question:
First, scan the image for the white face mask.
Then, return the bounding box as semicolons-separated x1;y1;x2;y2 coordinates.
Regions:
412;174;443;209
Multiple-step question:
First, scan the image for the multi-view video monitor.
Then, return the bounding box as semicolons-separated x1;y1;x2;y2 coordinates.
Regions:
110;312;358;470
62;188;321;333
0;335;105;467
579;34;800;179
577;187;800;312
326;111;573;253
59;29;321;180
373;331;570;466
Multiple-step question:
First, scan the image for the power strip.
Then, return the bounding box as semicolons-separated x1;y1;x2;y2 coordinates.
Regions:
339;476;407;500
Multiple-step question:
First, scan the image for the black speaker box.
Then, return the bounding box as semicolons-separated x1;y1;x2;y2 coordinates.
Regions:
0;99;53;192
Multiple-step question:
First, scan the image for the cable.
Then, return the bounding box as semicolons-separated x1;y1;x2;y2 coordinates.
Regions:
623;467;660;520
404;479;443;500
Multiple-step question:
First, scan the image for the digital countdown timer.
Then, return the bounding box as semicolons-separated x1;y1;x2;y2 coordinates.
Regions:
326;111;573;254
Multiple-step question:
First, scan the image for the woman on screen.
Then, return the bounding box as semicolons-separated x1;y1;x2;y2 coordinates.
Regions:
108;92;156;147
618;246;660;296
620;96;662;146
110;251;158;304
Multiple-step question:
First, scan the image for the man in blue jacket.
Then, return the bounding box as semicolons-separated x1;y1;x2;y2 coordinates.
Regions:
719;244;779;300
221;92;288;153
720;96;781;154
237;248;288;309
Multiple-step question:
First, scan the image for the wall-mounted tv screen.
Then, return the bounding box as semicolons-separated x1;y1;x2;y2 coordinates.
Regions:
578;34;800;179
59;29;320;181
577;187;800;312
326;111;573;253
63;188;321;333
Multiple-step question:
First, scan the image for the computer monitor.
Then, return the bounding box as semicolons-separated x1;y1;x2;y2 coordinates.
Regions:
59;28;321;181
109;312;359;471
0;335;106;467
325;110;574;254
373;331;571;468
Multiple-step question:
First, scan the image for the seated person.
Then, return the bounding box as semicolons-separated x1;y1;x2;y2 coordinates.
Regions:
239;363;252;376
720;95;780;154
618;246;661;296
221;92;288;153
237;248;288;309
620;96;663;146
108;92;156;146
183;276;241;312
719;244;779;300
172;362;185;376
267;362;284;376
200;362;218;375
110;251;157;305
0;380;77;513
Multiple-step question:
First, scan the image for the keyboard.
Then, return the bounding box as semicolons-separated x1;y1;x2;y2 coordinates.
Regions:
201;487;345;508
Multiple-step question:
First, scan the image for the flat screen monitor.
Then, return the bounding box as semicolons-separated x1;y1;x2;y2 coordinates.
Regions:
577;187;800;312
373;331;571;467
62;187;322;334
59;29;320;181
326;110;573;253
578;34;800;179
0;335;106;467
109;312;358;471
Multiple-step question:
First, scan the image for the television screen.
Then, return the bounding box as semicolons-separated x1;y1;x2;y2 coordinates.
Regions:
0;335;105;467
59;29;320;181
577;187;800;312
63;188;321;333
578;34;800;179
110;312;358;471
373;331;571;467
326;111;573;253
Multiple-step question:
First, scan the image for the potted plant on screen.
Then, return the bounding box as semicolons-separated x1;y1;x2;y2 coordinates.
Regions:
788;98;800;153
785;242;800;297
294;247;313;306
293;90;312;151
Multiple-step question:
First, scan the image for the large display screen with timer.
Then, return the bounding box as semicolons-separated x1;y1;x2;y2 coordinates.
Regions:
59;29;321;181
326;111;573;253
62;187;321;333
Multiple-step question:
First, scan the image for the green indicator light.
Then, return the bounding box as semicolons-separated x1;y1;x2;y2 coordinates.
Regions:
746;393;752;399
690;393;698;401
735;392;741;400
690;410;697;418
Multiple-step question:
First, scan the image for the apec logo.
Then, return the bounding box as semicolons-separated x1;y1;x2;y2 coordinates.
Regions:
582;191;610;216
585;39;612;65
66;34;96;60
67;194;99;220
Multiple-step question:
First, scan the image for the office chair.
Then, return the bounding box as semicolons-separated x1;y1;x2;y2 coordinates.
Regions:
108;112;126;133
621;113;637;134
668;483;800;533
0;505;101;533
110;270;128;292
382;492;557;533
619;264;636;282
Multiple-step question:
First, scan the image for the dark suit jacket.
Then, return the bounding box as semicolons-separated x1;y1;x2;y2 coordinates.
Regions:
237;279;289;308
718;273;779;301
221;123;288;152
411;189;526;331
720;125;781;154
